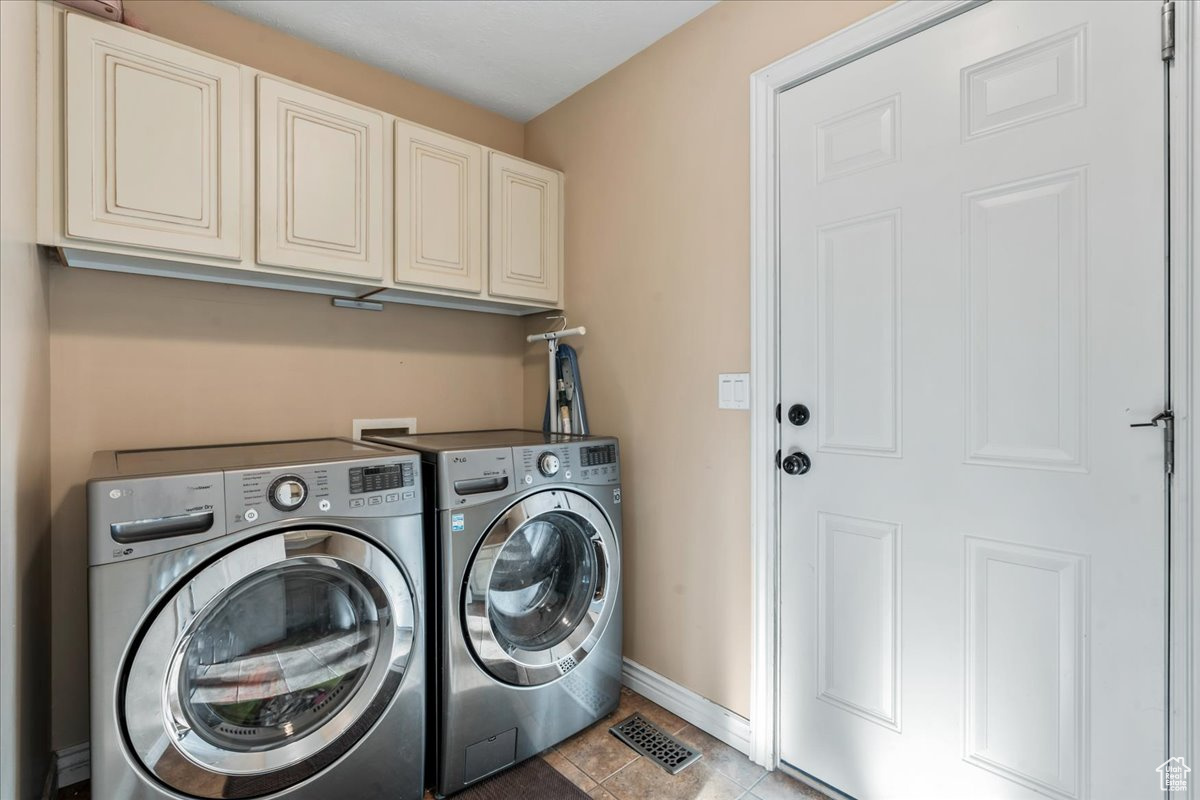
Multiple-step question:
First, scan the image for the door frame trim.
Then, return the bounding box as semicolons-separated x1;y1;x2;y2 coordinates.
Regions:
747;0;1197;775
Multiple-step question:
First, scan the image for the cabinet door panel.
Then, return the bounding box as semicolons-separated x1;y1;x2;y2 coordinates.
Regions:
257;77;384;280
64;12;240;258
488;153;562;304
394;122;482;293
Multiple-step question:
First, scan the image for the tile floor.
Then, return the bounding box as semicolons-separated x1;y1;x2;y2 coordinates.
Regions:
537;687;832;800
58;688;831;800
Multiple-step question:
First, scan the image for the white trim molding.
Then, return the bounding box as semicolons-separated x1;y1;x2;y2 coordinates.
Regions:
621;658;752;756
747;0;982;769
1170;0;1198;790
748;0;1195;778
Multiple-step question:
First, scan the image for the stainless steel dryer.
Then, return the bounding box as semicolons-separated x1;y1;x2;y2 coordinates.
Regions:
87;438;426;800
365;430;622;797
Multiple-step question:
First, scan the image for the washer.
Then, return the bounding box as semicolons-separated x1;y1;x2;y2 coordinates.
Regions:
365;430;622;797
88;438;426;800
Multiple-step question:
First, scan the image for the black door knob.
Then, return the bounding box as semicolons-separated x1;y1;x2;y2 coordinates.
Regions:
787;404;810;426
781;452;811;476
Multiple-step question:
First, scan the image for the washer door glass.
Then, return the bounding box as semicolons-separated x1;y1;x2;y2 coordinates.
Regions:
179;563;380;750
123;529;416;800
464;490;618;687
488;512;597;652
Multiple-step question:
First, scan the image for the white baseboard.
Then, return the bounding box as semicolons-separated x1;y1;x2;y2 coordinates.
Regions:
620;657;753;757
56;742;89;788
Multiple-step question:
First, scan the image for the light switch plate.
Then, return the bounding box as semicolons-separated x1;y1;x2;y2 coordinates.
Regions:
718;373;750;410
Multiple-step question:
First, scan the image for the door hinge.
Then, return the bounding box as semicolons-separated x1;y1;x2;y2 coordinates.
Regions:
1163;0;1176;62
775;449;781;470
1132;410;1175;475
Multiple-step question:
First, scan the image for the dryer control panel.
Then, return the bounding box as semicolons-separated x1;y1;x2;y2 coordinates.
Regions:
227;455;422;531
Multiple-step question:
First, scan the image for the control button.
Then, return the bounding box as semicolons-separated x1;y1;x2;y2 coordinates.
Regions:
525;474;534;485
350;498;365;508
564;470;572;480
268;475;308;512
368;496;383;506
538;452;561;477
318;499;331;512
402;491;416;500
244;508;259;522
385;493;399;503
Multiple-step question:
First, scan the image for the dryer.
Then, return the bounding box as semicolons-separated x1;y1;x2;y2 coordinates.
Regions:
87;438;426;800
366;430;622;797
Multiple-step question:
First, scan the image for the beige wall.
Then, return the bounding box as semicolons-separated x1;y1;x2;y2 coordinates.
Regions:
124;0;524;156
1;1;53;796
49;2;528;750
522;0;889;717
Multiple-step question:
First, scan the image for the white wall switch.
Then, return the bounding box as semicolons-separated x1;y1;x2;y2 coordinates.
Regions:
718;373;750;410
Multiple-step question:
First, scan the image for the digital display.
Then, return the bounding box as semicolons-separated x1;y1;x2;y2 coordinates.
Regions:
581;444;617;467
350;462;415;494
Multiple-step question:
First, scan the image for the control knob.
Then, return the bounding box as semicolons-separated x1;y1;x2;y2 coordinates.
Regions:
269;475;308;511
538;452;561;477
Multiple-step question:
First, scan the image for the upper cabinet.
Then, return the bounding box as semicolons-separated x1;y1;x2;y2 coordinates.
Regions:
257;77;385;280
394;121;483;294
488;153;563;305
63;12;241;259
41;6;565;315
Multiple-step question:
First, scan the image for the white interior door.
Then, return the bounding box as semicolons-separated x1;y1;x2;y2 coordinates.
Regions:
778;3;1166;799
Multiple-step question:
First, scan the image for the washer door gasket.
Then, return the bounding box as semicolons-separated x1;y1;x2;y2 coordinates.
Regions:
123;528;416;799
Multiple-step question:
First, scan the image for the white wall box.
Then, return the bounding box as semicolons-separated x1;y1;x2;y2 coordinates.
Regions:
63;12;241;259
37;2;564;316
488;152;563;305
394;121;483;293
257;77;385;280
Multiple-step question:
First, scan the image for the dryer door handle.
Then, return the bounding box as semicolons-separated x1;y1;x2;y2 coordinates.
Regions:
111;511;215;543
453;476;509;496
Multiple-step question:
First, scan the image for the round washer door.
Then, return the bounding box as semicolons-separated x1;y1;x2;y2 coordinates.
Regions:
463;489;618;686
123;528;416;799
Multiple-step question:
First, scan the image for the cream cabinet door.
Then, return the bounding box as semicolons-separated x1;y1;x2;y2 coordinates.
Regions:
257;77;384;280
488;153;562;305
64;12;241;258
394;122;483;293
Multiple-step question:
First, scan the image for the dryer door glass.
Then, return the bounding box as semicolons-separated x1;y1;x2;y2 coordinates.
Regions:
124;528;417;800
178;563;380;750
465;489;618;687
488;512;597;651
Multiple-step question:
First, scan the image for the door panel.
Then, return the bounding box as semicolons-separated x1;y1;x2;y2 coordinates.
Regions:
64;12;240;258
394;121;483;293
488;152;562;304
257;77;385;279
778;3;1165;798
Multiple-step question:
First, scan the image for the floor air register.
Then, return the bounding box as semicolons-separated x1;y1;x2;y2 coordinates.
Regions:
609;713;701;774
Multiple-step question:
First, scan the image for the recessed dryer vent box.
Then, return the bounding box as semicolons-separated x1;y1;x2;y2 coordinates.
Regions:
353;418;417;440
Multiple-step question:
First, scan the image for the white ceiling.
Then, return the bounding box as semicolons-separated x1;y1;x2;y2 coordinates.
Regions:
206;0;718;122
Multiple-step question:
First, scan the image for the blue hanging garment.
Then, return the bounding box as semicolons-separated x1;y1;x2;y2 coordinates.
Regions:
543;343;590;435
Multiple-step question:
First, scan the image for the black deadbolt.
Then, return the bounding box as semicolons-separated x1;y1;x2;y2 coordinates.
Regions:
787;404;811;427
781;452;811;476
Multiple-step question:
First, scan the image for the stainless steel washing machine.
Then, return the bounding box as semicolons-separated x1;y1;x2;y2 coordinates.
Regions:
87;438;426;800
365;430;622;797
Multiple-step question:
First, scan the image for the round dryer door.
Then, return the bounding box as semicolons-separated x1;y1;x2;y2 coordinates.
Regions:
464;489;618;686
122;529;416;799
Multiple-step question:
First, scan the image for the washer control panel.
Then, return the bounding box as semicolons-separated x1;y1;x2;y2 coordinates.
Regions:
226;454;421;530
